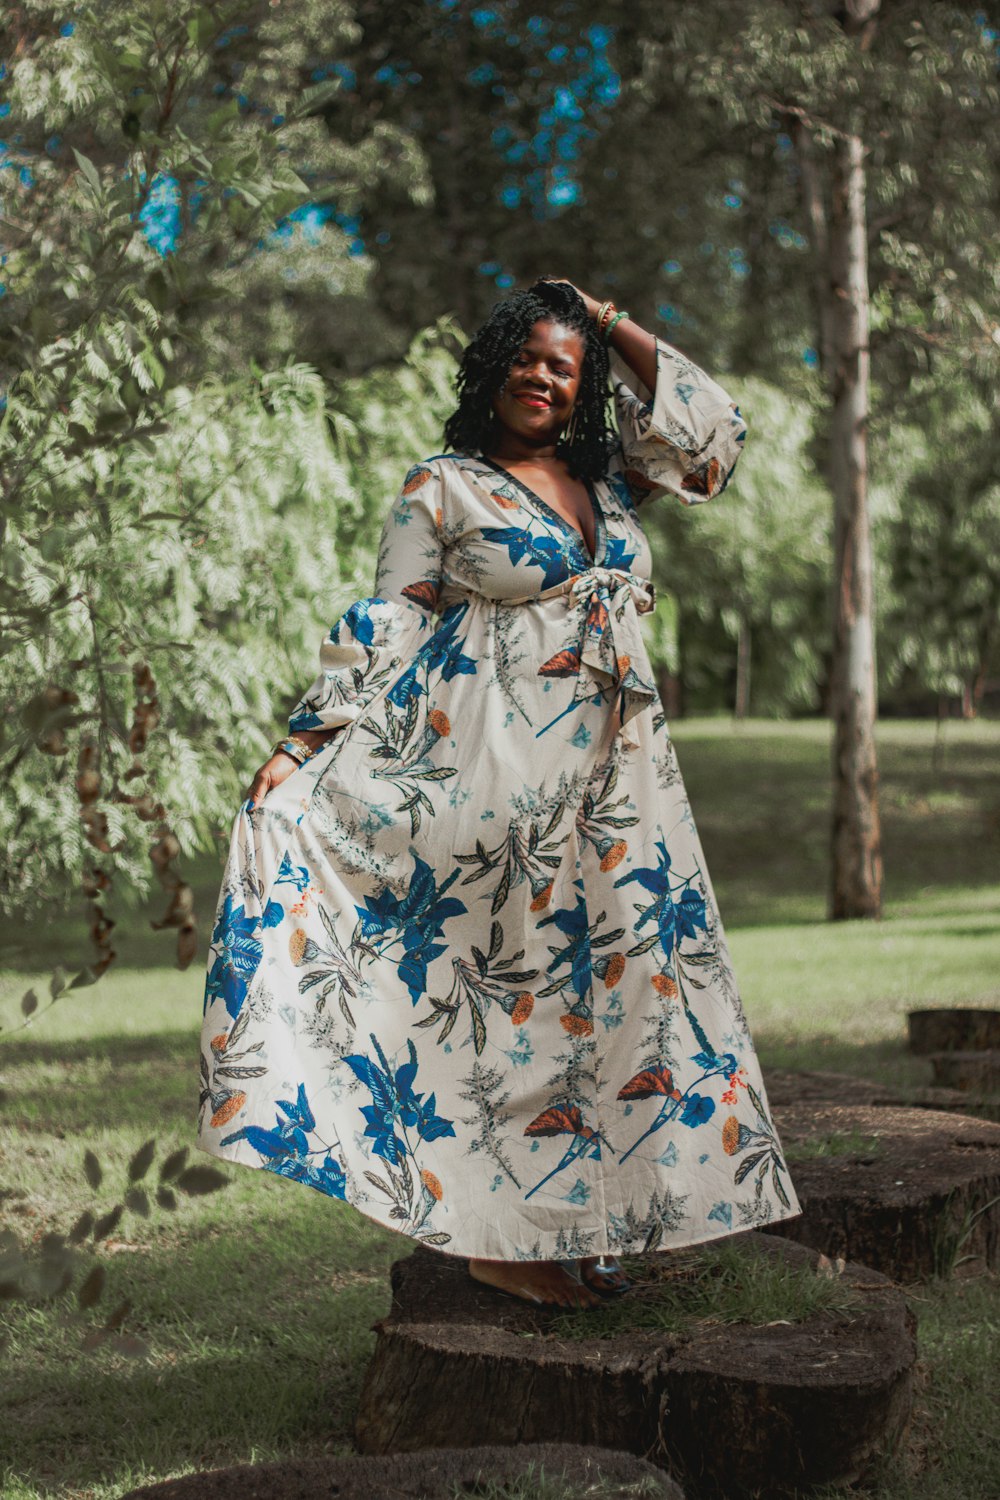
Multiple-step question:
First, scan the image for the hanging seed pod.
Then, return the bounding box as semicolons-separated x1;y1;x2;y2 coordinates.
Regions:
177;920;198;970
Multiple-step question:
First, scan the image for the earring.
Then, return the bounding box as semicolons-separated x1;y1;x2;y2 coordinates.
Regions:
564;405;579;446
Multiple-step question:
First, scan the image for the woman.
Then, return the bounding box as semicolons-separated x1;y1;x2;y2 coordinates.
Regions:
197;278;801;1310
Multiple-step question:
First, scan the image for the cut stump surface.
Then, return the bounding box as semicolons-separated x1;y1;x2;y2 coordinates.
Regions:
908;1008;1000;1055
770;1103;1000;1279
354;1233;915;1500
121;1445;680;1500
763;1066;999;1122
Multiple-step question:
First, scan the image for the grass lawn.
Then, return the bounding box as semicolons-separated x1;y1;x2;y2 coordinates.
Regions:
1;717;998;1499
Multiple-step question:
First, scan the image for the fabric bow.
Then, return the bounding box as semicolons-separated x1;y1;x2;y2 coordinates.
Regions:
565;566;658;746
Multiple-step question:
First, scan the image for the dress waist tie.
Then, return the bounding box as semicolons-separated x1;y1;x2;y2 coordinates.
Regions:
501;566;659;748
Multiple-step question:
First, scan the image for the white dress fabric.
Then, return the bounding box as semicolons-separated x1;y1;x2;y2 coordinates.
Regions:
197;336;802;1260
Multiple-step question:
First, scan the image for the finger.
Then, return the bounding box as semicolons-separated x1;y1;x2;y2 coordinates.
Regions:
245;773;269;810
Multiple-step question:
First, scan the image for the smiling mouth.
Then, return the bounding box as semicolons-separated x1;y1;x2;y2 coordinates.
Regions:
513;392;551;408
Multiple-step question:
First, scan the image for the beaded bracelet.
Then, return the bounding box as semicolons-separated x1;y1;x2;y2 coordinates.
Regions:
602;309;629;343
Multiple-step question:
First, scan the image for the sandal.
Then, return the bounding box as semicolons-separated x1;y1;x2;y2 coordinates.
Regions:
577;1254;632;1298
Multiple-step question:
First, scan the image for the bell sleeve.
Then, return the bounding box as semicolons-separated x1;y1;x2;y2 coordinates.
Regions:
286;460;446;736
609;336;747;506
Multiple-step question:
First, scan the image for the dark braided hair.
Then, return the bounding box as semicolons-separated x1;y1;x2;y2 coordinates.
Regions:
443;278;617;482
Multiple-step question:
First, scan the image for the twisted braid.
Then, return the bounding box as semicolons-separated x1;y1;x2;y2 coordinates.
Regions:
443;278;616;482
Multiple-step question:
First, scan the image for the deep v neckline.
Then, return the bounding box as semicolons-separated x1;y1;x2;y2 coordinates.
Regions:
480;456;606;567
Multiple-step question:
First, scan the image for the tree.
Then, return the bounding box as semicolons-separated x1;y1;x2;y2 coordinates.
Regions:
585;0;1000;916
0;0;434;980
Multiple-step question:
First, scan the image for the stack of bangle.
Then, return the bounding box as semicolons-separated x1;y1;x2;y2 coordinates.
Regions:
273;734;316;765
595;300;629;343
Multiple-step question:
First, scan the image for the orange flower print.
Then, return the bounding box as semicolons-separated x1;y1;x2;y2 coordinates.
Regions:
420;1169;443;1201
210;1033;229;1054
427;708;451;737
210;1091;246;1128
402;465;432;495
599;839;628;872
560;1014;594;1038
289;929;308;965
651;973;679;999
604;952;626;987
511;992;534;1025
722;1115;740;1155
530;881;554;912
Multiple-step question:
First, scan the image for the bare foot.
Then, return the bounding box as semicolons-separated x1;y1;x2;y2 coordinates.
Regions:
468;1257;602;1309
579;1254;631;1296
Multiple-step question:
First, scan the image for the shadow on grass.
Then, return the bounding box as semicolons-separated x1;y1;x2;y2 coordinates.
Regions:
755;1032;936;1091
2;1194;406;1497
0;1031;195;1134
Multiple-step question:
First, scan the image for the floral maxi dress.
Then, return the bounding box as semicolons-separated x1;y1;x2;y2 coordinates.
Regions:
197;336;802;1260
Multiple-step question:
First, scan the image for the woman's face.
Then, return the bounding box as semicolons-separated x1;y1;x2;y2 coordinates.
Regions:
491;318;585;445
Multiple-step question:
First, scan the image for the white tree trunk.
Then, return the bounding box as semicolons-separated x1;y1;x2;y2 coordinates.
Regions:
827;130;883;919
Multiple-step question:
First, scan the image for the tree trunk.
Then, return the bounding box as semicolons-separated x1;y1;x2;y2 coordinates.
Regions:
734;614;751;720
827;129;883;920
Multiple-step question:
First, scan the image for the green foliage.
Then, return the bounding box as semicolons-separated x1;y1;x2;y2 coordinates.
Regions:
647;377;832;715
0;329;459;923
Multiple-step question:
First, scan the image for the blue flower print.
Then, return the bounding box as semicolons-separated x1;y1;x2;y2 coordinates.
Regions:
613;837;707;958
203;891;279;1020
387;602;476;709
344;1033;456;1165
481;526;574;588
603;534;638;572
354;853;467;1004
220;1082;347;1198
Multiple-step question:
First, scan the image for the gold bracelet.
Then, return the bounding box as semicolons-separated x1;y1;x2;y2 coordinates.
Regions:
596;300;615;333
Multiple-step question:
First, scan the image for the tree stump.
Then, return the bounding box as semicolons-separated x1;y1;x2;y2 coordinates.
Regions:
354;1234;915;1500
121;1444;680;1500
928;1050;1000;1094
908;1007;1000;1055
764;1066;1000;1124
769;1103;1000;1279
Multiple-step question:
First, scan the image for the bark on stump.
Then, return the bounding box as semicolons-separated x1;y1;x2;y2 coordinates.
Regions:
354;1234;915;1500
928;1050;1000;1095
908;1008;1000;1055
121;1445;680;1500
769;1103;1000;1279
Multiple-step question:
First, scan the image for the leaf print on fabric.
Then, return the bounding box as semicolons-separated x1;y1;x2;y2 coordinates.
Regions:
458;1059;521;1188
385;601;477;711
199;1002;267;1127
721;1081;794;1210
614;836;707;960
454;804;568;915
365;700;458;837
220;1082;347;1198
414;918;538;1054
290;902;364;1030
480;526;575;589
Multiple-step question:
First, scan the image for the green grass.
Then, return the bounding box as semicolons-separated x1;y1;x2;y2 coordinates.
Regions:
783;1128;884;1162
1;718;998;1499
546;1237;861;1341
